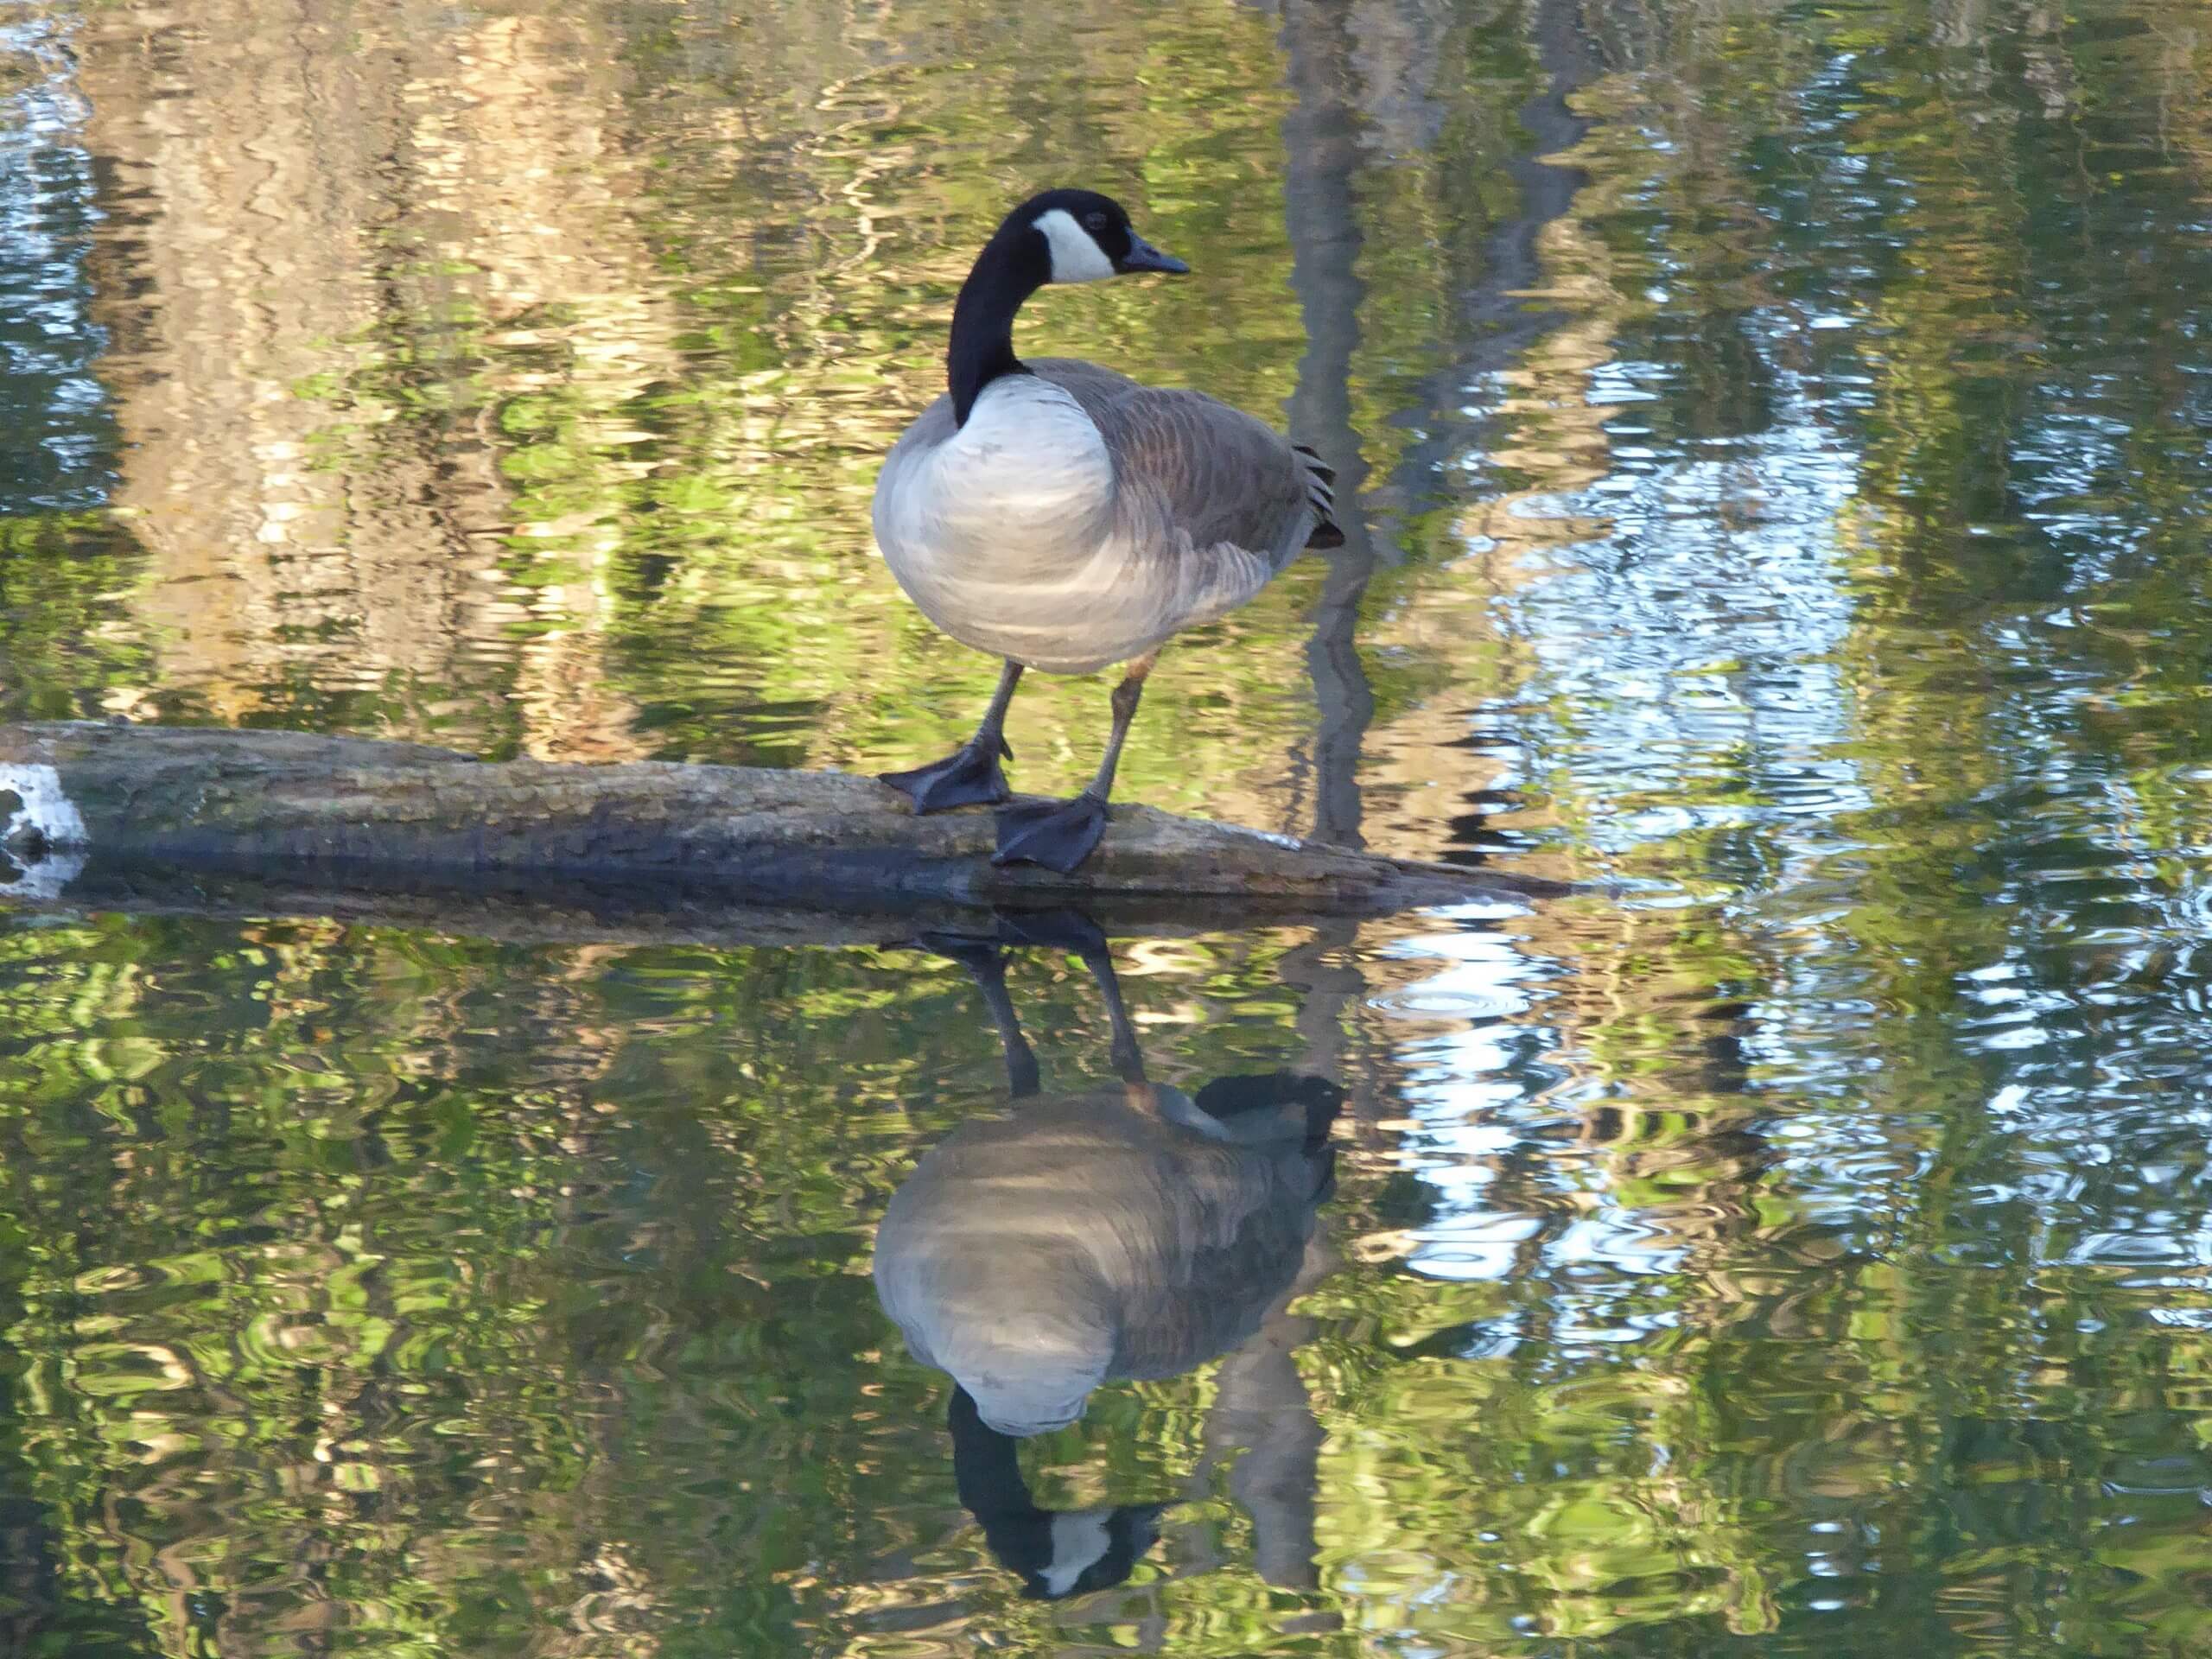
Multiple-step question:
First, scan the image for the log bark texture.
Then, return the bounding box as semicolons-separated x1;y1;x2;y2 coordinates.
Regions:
0;722;1559;925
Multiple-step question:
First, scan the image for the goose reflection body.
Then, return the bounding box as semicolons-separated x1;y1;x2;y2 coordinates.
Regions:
872;1075;1338;1439
873;188;1342;872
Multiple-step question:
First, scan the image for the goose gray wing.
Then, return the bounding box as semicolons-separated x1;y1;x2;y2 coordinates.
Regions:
1032;361;1340;631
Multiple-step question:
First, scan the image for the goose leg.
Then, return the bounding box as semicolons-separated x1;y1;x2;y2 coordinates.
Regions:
880;659;1023;812
997;908;1147;1080
920;935;1042;1099
1077;940;1147;1085
993;653;1154;874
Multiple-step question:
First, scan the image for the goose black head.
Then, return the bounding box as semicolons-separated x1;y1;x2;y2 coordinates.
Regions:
948;189;1189;423
1019;1503;1166;1600
1003;188;1189;284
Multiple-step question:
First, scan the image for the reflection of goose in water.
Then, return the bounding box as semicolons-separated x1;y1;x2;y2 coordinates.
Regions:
871;919;1340;1599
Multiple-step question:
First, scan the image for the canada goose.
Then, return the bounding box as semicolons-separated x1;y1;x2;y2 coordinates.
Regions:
874;188;1343;873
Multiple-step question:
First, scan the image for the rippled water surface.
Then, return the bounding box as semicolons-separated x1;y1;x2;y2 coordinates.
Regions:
7;0;2212;1651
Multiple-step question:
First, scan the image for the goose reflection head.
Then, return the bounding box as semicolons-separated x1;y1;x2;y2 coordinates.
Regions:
950;1384;1166;1599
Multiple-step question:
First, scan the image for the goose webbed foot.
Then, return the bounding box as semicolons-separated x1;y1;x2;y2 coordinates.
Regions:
880;736;1014;813
992;791;1109;874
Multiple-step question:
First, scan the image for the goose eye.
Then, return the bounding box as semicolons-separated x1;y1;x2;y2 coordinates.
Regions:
1084;212;1109;233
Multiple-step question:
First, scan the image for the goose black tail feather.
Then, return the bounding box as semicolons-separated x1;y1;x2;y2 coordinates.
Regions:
1292;442;1338;486
1294;442;1344;547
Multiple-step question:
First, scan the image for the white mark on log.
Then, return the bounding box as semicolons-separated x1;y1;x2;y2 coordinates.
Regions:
0;763;90;902
0;765;90;849
1223;824;1304;850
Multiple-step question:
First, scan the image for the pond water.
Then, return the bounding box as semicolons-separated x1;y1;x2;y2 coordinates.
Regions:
5;0;2212;1652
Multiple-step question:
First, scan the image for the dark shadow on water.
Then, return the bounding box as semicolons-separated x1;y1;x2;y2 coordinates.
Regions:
0;855;1560;953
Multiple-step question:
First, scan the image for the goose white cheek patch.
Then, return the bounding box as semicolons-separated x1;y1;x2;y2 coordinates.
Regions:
1033;209;1116;283
1040;1510;1114;1599
0;763;90;902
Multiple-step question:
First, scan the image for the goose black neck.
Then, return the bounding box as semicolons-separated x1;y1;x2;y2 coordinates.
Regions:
948;1387;1058;1583
948;1387;1043;1524
948;226;1049;426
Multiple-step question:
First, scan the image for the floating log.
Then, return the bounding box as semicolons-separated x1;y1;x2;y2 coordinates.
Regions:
0;721;1561;931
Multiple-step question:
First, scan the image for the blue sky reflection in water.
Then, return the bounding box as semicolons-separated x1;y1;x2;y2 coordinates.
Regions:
5;0;2212;1651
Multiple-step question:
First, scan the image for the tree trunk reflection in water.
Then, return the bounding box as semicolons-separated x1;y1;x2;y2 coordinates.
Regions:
1280;0;1377;855
1264;6;1382;1599
1210;1236;1335;1608
1383;0;1595;512
1270;0;1604;1219
1250;0;1605;1605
